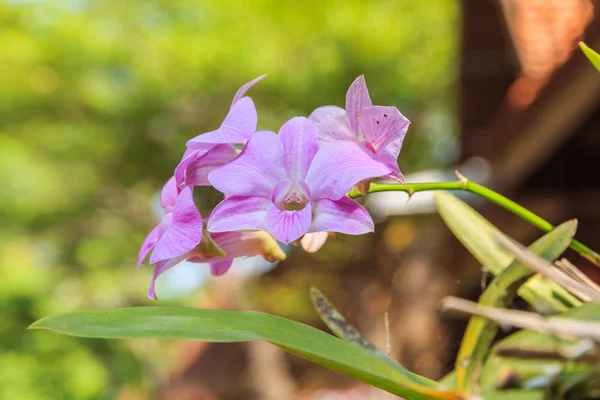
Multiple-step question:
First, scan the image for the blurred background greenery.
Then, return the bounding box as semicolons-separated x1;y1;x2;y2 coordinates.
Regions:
0;0;459;398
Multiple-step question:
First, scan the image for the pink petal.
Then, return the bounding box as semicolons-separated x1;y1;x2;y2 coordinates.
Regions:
210;231;251;258
279;117;318;182
210;231;287;262
345;75;372;133
208;195;270;233
309;197;374;235
265;202;312;244
379;150;405;183
208;130;286;197
209;259;234;276
178;144;238;187
231;74;267;107
305;141;391;201
137;219;166;266
174;146;214;189
358;106;410;153
160;176;179;209
148;254;188;299
187;97;257;146
308;106;356;144
300;231;330;253
149;187;203;264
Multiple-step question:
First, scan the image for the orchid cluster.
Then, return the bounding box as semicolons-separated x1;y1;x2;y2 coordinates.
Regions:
138;75;410;298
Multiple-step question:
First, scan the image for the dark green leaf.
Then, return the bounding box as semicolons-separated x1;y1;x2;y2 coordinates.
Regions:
30;307;461;400
310;287;434;388
479;303;600;393
455;220;577;390
580;42;600;73
433;192;580;312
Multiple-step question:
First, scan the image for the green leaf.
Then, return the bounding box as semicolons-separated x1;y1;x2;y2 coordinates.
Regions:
580;42;600;73
478;390;544;400
439;370;456;389
30;307;461;400
440;372;546;400
455;220;577;391
310;286;383;352
479;303;600;393
309;287;434;388
433;191;580;312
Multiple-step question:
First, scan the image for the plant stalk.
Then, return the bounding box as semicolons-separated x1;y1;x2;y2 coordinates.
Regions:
351;176;600;266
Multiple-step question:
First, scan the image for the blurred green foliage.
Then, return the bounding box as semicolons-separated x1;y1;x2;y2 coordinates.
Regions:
0;0;458;398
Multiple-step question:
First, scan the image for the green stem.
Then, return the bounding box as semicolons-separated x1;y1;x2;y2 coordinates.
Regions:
351;179;600;266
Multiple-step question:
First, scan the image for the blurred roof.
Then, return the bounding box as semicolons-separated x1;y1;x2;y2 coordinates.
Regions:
501;0;594;108
461;0;600;192
502;0;594;80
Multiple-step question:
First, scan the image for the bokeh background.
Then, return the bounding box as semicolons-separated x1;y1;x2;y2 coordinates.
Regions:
2;0;599;399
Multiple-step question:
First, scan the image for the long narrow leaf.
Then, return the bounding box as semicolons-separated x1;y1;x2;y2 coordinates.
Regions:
310;287;435;388
30;307;461;400
433;191;580;312
455;220;577;390
479;303;600;391
580;42;600;72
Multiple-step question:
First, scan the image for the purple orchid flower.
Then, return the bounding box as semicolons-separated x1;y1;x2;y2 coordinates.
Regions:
137;177;204;269
207;117;391;244
308;75;410;182
174;75;266;189
147;230;286;299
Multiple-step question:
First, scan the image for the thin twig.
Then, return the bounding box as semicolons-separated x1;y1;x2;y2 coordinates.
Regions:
440;296;600;342
354;177;600;266
497;340;600;363
495;236;600;302
384;311;392;357
555;258;600;294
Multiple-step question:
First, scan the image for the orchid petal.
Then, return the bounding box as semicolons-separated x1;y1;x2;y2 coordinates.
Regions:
174;150;195;190
358;106;410;153
181;144;238;187
208;130;285;197
265;202;312;244
305;141;391;200
300;231;330;253
187;97;257;146
137;218;167;266
279;117;318;182
379;150;405;183
211;231;286;262
345;75;372;133
209;259;234;276
208;196;270;233
174;146;214;189
148;254;188;299
160;176;179;209
149;187;203;264
186;256;206;263
308;106;355;144
309;197;374;235
231;74;267;107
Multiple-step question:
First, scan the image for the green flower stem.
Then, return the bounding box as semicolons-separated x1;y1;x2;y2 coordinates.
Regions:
350;177;600;266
